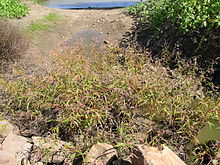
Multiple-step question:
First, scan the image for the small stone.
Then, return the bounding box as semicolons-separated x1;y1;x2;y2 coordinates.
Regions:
21;158;31;165
84;143;117;165
0;151;16;165
2;132;32;164
131;145;186;165
32;136;72;163
51;151;65;164
2;133;32;154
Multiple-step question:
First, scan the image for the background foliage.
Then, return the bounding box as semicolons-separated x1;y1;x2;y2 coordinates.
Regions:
0;0;28;18
128;0;220;33
126;0;220;85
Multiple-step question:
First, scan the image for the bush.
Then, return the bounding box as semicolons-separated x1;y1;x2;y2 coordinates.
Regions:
1;48;219;163
0;19;28;70
126;0;220;85
128;0;220;33
0;0;28;18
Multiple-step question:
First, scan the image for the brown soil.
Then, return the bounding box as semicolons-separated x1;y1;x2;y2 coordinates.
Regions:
10;2;133;74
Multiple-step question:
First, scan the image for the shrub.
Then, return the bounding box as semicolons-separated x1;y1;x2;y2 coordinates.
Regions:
1;48;219;163
128;0;220;33
0;19;28;70
0;0;28;18
126;0;220;84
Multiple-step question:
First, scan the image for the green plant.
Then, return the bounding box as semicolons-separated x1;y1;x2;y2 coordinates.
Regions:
128;0;220;33
28;0;47;5
127;0;220;84
1;48;219;163
0;0;28;18
27;12;61;34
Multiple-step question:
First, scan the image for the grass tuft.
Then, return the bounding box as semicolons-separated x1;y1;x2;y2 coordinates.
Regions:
0;19;28;71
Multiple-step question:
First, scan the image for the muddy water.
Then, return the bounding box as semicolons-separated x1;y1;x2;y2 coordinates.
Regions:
42;0;144;9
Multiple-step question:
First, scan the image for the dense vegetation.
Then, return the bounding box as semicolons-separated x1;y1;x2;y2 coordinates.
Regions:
0;0;219;164
129;0;219;33
0;49;219;163
127;0;220;85
0;0;28;18
0;0;28;69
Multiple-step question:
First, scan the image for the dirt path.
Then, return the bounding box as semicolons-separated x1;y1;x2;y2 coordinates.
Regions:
11;2;133;74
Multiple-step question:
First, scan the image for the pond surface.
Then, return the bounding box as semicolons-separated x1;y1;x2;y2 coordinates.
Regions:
42;0;144;9
64;30;105;57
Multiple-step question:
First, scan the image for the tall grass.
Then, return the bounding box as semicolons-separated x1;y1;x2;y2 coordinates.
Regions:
0;19;28;71
1;48;219;163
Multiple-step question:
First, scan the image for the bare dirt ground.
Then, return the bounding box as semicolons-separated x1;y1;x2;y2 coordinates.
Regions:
11;2;134;74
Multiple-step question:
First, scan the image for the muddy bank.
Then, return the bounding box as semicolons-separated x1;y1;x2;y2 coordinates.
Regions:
11;1;133;73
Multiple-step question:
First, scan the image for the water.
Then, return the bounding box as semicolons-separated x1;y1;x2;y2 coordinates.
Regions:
41;0;143;9
63;30;105;57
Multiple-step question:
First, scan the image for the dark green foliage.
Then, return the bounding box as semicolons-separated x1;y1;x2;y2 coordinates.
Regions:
126;0;220;85
0;0;28;18
128;0;220;33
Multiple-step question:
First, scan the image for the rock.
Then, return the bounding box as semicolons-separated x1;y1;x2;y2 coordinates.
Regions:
84;143;117;165
32;136;67;150
21;158;31;165
51;151;65;164
34;162;44;165
0;133;32;165
31;136;71;164
0;120;16;138
131;145;186;165
0;151;16;165
2;132;32;153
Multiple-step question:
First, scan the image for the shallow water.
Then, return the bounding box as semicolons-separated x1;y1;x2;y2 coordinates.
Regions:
42;0;144;9
64;30;105;57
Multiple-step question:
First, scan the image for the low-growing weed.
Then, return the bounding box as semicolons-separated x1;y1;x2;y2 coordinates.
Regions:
126;0;220;85
27;12;62;34
1;48;219;163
